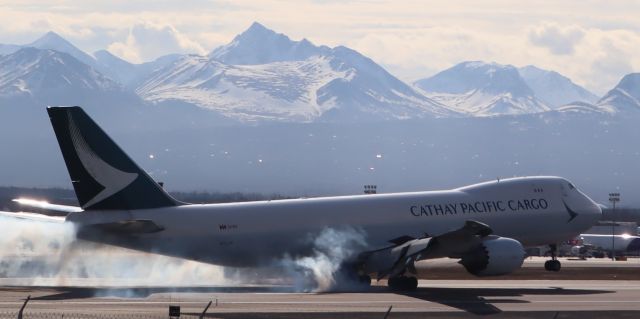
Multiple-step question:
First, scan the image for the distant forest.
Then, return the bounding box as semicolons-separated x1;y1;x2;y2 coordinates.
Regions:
0;186;291;211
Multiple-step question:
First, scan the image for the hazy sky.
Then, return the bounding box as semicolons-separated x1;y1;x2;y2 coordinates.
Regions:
0;0;638;94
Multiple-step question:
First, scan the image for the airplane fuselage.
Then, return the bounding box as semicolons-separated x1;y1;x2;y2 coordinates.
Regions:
66;176;601;267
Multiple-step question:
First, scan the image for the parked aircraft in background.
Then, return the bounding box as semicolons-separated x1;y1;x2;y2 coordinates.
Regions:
570;234;640;257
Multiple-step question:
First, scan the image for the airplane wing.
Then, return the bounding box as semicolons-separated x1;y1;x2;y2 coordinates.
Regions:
362;220;493;279
12;198;82;216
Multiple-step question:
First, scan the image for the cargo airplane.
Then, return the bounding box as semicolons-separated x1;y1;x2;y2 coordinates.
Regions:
7;106;602;290
572;234;640;256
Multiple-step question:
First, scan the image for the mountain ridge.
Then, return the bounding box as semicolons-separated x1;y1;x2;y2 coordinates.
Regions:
0;25;636;122
518;65;599;107
139;23;456;122
414;61;550;116
209;22;330;65
597;73;640;113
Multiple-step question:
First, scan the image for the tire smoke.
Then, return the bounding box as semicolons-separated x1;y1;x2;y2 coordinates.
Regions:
0;216;369;294
0;216;227;290
278;227;368;292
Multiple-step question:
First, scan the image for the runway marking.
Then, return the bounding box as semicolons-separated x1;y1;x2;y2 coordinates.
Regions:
0;300;638;306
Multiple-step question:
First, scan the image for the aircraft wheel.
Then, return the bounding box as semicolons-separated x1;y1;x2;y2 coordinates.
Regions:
552;260;561;271
406;277;418;290
388;276;418;291
333;265;371;290
544;259;561;272
358;275;372;286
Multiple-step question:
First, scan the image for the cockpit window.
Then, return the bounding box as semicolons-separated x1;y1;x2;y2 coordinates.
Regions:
568;183;575;190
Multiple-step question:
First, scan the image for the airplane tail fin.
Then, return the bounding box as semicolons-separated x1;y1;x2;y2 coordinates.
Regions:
47;106;182;210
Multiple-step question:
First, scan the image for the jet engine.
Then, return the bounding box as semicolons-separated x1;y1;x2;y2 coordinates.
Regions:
459;236;525;276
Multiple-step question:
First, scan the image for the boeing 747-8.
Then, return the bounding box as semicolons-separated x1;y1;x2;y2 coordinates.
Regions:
15;106;603;290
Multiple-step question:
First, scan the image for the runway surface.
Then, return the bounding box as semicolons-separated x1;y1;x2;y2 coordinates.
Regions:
0;280;639;318
415;256;640;280
0;258;638;318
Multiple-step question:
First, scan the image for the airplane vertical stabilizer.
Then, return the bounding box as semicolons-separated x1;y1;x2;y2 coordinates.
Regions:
47;106;182;210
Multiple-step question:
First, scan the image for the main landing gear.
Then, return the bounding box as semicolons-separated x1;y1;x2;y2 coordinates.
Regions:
358;275;372;286
388;276;418;291
544;244;561;272
334;264;372;290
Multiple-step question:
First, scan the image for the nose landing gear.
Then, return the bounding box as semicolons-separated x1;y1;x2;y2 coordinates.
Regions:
544;244;561;271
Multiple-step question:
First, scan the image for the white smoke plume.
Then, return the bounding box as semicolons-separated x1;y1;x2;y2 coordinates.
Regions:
278;227;368;292
0;216;369;294
0;216;227;291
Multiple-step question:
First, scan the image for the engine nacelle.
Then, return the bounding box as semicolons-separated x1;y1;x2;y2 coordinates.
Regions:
459;236;525;276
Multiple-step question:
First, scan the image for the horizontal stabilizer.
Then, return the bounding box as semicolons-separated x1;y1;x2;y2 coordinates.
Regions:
0;210;65;223
13;198;82;216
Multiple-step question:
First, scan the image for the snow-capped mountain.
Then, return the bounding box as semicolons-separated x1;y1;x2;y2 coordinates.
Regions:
0;31;97;66
210;22;329;65
25;32;181;88
0;28;633;122
518;65;598;107
0;46;143;140
0;47;121;99
138;23;454;122
0;31;120;85
596;73;640;113
0;31;179;89
1;29;640;207
27;31;97;68
414;61;550;116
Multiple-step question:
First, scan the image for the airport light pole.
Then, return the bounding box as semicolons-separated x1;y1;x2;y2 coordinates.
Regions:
609;192;620;260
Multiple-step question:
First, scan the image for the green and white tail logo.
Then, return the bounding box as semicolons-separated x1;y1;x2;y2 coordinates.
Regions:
68;112;138;208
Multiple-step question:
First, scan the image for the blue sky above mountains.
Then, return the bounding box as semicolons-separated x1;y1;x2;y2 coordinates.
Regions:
0;0;638;95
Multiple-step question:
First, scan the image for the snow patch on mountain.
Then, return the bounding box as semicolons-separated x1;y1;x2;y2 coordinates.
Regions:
554;101;610;114
426;90;548;115
518;65;599;107
139;55;367;121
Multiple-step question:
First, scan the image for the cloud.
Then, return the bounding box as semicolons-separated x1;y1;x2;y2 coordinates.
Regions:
528;23;585;55
586;35;636;94
107;22;206;63
349;26;524;82
520;26;640;95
